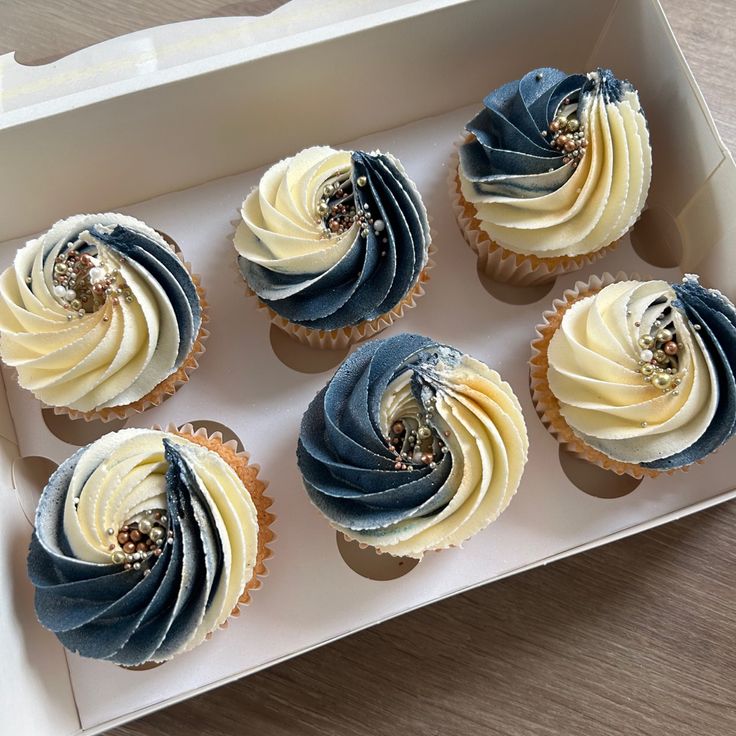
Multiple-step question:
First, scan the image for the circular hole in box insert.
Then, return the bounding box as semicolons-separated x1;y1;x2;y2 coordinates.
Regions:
183;419;243;448
336;531;419;580
558;446;641;499
11;456;58;526
42;408;127;446
630;206;683;269
120;661;164;672
269;324;349;374
477;268;557;306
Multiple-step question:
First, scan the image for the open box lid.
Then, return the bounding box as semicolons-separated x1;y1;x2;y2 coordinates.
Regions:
2;1;736;734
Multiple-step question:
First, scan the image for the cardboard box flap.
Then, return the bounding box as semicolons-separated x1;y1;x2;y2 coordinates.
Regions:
0;0;426;117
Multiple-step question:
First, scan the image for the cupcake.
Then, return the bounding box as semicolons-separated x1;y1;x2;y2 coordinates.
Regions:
530;273;736;477
234;146;432;349
297;333;528;557
27;425;273;666
0;213;207;421
452;67;652;285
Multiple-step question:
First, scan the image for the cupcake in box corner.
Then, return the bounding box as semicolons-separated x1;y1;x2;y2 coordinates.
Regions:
234;146;433;349
27;425;274;667
0;213;207;421
297;333;529;558
452;67;652;285
530;274;736;478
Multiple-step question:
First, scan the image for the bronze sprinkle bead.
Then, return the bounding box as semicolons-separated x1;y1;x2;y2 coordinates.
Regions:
123;541;136;554
129;529;142;542
136;542;148;553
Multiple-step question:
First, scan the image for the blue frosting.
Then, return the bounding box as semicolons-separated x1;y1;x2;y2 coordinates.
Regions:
297;333;467;532
642;279;736;470
88;225;201;367
27;436;225;666
459;67;633;198
239;151;429;331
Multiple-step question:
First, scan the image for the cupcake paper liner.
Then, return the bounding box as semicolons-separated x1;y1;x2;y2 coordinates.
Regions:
449;138;620;286
232;210;437;350
163;422;275;617
53;256;209;423
529;271;675;479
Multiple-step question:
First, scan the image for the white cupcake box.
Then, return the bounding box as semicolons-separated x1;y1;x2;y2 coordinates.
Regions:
1;1;735;733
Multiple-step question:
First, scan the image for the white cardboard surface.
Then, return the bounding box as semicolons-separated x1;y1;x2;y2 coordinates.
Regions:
1;0;735;734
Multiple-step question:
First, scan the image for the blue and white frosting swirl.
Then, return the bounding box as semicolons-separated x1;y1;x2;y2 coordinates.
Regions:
235;146;430;331
459;67;651;258
27;428;260;666
547;275;736;470
297;333;528;557
0;213;202;412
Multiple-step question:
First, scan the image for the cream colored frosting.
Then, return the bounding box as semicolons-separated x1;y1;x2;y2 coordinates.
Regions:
345;355;528;557
460;73;651;258
0;213;186;412
547;280;718;463
234;146;358;274
62;428;259;656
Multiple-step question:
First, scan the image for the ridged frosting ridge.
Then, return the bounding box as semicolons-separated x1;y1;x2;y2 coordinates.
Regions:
0;213;202;412
297;333;528;557
235;146;430;330
546;275;736;469
27;428;259;665
459;67;651;258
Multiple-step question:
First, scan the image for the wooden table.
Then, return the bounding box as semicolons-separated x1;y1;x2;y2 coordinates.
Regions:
2;2;735;734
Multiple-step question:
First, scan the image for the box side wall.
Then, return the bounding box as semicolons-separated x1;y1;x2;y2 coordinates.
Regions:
0;0;614;241
588;0;736;298
0;369;80;735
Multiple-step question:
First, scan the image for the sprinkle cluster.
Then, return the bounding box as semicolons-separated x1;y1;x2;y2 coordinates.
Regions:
541;98;588;169
634;315;683;421
103;510;172;574
317;169;387;247
42;236;134;321
386;396;448;471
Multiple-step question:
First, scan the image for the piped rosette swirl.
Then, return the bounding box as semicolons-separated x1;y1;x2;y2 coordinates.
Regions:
297;333;528;557
27;427;273;666
531;274;736;475
234;146;432;347
0;214;206;418
454;67;651;283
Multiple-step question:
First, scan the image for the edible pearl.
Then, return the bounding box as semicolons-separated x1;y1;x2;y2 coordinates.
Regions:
564;140;576;152
111;550;126;565
654;350;667;363
374;219;385;232
421;453;433;465
138;518;152;535
53;284;66;298
638;335;654;349
149;526;164;542
640;349;653;362
653;373;672;389
567;118;580;132
664;341;678;355
640;363;654;376
656;328;673;342
123;542;136;554
417;426;431;440
356;175;367;187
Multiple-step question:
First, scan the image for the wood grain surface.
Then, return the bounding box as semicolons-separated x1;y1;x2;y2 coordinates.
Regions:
2;2;735;735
